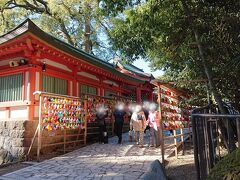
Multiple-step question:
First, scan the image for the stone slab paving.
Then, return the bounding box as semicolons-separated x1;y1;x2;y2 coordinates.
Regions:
0;133;173;180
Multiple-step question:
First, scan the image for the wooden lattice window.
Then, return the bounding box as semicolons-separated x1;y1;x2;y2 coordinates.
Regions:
0;73;23;102
80;84;97;95
42;75;68;95
105;90;116;97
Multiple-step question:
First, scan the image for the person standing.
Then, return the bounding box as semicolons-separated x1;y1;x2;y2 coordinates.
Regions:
132;105;146;147
96;105;108;144
128;103;135;142
147;103;160;147
113;102;126;144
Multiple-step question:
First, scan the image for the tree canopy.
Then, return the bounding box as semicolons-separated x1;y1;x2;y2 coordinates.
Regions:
1;0;240;109
105;0;240;108
0;0;115;60
101;0;240;151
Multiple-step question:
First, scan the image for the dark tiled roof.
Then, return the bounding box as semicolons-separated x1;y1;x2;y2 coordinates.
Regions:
122;63;153;78
116;61;154;79
0;19;146;83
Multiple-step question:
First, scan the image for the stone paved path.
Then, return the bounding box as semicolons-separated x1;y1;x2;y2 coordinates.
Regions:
0;133;172;180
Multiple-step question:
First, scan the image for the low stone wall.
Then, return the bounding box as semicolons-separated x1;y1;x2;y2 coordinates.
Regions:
0;120;130;164
0;120;37;164
0;120;86;163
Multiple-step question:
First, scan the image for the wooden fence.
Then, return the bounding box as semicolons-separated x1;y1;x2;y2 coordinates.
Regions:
191;106;240;180
28;91;133;161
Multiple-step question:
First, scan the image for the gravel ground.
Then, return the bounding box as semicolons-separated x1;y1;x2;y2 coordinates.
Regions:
165;142;197;180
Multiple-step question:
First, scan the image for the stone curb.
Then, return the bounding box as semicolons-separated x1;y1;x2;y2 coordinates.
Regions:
142;159;167;180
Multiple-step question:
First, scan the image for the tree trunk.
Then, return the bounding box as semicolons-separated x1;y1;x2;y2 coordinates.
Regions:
181;0;236;152
59;20;75;46
234;79;240;112
194;30;236;152
193;31;225;112
84;16;92;53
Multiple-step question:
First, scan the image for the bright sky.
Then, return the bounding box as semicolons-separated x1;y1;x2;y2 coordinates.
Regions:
133;59;164;78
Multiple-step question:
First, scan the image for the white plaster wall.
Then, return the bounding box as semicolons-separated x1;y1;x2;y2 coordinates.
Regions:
0;109;9;120
0;57;24;66
103;80;119;87
77;72;99;81
34;106;39;118
39;58;72;72
10;107;28;120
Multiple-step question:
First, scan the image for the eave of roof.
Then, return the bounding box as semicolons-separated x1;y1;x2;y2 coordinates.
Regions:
151;79;189;97
0;19;146;83
117;62;154;79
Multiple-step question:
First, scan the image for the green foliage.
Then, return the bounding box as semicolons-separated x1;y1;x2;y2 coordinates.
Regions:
0;0;114;60
99;0;142;16
208;148;240;180
105;0;240;107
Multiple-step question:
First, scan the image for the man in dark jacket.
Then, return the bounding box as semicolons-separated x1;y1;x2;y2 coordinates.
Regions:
96;105;108;144
113;102;126;144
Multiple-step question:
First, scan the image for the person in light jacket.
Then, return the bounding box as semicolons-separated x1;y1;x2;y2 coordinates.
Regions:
132;105;146;147
147;103;160;147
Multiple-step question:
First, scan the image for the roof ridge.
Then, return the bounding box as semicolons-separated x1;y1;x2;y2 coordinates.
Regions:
0;19;147;83
50;34;113;68
0;18;113;67
124;62;144;72
0;18;30;38
26;19;114;68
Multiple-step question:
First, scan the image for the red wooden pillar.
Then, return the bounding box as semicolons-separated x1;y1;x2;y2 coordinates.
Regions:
99;77;104;96
28;66;37;120
119;82;123;97
73;80;77;96
36;67;43;91
136;88;141;103
72;67;77;96
149;91;154;101
24;46;39;120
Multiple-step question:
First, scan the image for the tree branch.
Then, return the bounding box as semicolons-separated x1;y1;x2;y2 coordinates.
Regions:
4;0;51;15
56;18;75;46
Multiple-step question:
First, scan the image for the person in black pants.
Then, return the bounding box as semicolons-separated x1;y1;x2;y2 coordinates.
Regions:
113;103;126;144
96;105;108;144
143;108;150;133
142;101;150;134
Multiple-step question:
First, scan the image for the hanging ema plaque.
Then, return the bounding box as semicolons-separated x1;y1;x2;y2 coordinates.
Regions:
42;96;85;130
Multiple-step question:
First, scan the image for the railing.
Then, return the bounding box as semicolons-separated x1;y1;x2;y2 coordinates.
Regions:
191;106;240;180
28;91;134;161
31;91;87;161
163;127;192;158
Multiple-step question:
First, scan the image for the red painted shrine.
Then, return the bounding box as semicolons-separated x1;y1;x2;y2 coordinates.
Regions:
0;19;154;122
0;19;155;159
0;19;191;161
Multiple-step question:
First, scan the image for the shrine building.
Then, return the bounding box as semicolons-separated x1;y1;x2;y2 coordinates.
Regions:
0;19;155;160
0;19;154;122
